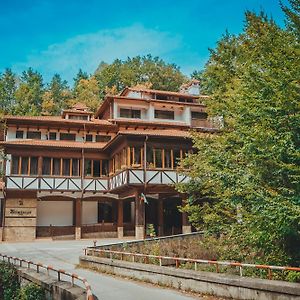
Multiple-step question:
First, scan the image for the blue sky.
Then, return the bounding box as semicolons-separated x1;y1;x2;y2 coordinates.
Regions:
0;0;287;84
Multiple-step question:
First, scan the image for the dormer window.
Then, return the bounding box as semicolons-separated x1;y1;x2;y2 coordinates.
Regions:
62;103;92;121
120;108;141;119
69;115;89;121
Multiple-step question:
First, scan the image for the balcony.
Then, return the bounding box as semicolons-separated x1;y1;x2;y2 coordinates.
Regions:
5;168;189;193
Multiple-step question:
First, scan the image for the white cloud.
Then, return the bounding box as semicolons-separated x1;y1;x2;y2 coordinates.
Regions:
13;24;182;84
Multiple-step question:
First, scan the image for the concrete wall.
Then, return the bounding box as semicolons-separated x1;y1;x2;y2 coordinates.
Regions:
80;256;300;300
37;201;73;226
18;267;86;300
3;198;37;242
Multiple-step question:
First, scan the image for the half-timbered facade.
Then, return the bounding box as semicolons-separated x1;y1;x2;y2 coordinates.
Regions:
0;81;219;241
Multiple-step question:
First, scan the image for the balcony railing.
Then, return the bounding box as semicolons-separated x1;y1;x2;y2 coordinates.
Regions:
5;168;189;192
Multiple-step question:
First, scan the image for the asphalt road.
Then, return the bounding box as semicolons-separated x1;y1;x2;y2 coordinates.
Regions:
0;238;204;300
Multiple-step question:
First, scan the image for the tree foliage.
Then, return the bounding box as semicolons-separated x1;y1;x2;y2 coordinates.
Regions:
95;54;187;98
178;8;300;265
0;69;17;114
42;74;71;115
14;68;44;116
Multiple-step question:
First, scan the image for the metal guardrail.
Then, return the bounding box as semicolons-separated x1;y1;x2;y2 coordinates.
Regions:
0;253;94;300
84;248;300;280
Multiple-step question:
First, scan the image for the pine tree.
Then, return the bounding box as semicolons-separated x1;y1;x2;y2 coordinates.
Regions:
14;68;44;116
0;69;17;114
42;74;71;115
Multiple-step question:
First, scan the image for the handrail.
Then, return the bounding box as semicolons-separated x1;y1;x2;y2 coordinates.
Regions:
83;248;300;281
0;253;94;300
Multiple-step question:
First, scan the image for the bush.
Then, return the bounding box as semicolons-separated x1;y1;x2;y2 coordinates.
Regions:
0;262;45;300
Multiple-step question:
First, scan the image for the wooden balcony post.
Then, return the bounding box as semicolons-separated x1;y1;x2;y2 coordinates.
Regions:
117;200;124;238
182;199;192;234
75;198;82;240
135;190;145;240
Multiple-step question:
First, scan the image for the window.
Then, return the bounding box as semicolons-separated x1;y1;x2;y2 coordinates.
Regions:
84;159;92;176
72;159;80;176
49;132;57;140
11;156;19;174
164;149;172;169
154;149;163;168
86;134;93;142
173;149;181;167
60;133;76;141
53;158;61;175
62;159;70;176
120;108;141;119
30;157;38;175
69;115;88;120
102;160;109;176
21;157;29;174
146;147;154;167
98;203;113;222
154;110;174;120
42;157;51;175
27;131;41;139
96;135;111;142
92;160;100;177
191;111;208;120
11;156;38;175
16;131;24;139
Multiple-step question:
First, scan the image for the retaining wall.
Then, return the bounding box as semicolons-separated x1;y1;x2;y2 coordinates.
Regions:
80;255;300;300
17;267;87;300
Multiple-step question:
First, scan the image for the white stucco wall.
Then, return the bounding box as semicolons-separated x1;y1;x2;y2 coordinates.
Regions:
37;201;73;226
82;201;98;224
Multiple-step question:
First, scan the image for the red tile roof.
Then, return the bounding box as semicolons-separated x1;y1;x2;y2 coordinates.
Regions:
4;115;114;126
120;87;209;99
0;139;107;149
117;129;192;138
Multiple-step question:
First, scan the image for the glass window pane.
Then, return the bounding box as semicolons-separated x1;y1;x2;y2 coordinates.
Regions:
155;149;162;168
16;131;23;139
11;156;19;174
42;157;51;175
30;157;38;175
72;159;79;176
165;149;172;168
27;131;41;139
84;159;92;176
53;158;61;175
62;159;70;176
146;147;154;168
60;133;76;141
21;157;29;175
93;160;100;177
102;160;109;176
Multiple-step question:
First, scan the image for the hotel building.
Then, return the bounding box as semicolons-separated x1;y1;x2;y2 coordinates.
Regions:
0;80;219;241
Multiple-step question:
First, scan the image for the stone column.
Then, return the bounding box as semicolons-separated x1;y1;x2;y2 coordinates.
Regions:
117;200;124;238
157;198;164;236
135;191;145;240
75;199;82;240
182;199;192;234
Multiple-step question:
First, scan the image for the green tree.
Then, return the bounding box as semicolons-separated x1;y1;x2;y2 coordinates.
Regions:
178;10;300;266
73;68;89;88
95;55;187;98
14;68;44;115
71;76;101;112
281;0;300;36
42;74;71;115
0;68;17;114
